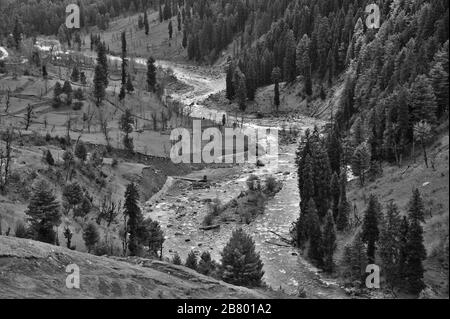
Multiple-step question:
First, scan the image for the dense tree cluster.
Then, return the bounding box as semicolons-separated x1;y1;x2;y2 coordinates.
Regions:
342;190;427;295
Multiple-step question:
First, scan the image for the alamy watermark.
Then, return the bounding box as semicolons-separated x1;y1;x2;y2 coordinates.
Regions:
365;264;380;289
169;120;279;166
65;4;80;29
365;4;381;29
65;263;80;289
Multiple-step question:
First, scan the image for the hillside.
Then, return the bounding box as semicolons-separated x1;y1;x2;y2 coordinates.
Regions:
0;235;285;299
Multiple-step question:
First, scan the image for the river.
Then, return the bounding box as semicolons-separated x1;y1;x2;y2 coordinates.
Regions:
34;41;347;298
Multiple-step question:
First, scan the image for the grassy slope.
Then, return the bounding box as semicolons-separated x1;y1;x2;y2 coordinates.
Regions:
0;235;286;299
340;128;449;297
83;11;186;62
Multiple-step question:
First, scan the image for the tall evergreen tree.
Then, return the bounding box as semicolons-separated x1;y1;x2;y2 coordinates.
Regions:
83;222;99;253
283;30;297;83
96;42;108;87
221;228;264;287
123;183;142;256
296;34;312;95
271;67;281;113
404;190;427;294
379;201;402;288
225;59;235;100
147;57;157;92
144;10;149;35
93;65;106;106
361;195;380;264
408;188;426;225
25;179;61;244
409;75;438;124
322;211;337;273
330;172;340;220
351;142;370;187
342;232;368;283
185;250;198;270
306;198;323;267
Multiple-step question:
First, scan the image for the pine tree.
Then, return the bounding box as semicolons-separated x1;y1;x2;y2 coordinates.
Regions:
361;195;380;264
306;198;323;267
398;216;409;286
172;252;182;265
13;16;22;50
409;75;438;124
236;71;247;111
322;211;337;273
327;127;342;175
408;189;426;225
126;73;134;93
71;66;80;82
144;10;149;35
342;232;368;284
45;150;55;166
330;172;340;220
63;226;73;248
185;250;198;270
351;142;370;187
413;121;433;168
74;141;87;162
119;31;128;101
404;190;427;294
120;109;134;152
93;65;106;106
283;30;297;83
25;179;61;244
146;57;157;92
379;201;402;288
226;59;235;100
42;65;48;79
83;222;99;253
271;67;281;113
168;20;173;39
296;34;312;95
123;183;142;256
221;228;264;287
312;144;332;219
198;251;214;276
429;61;449;119
96;42;108;87
139;218;164;257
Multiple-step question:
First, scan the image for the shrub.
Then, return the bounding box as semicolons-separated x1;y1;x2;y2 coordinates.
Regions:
198;251;214;276
44;150;54;166
111;157;118;168
74;88;84;100
185;250;198;270
75;142;87;162
14;221;28;238
246;175;261;191
72;101;83;111
172;253;182;265
265;176;277;193
83;222;99;253
203;212;214;226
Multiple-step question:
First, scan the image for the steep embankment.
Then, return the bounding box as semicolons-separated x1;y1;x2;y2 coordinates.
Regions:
0;236;285;299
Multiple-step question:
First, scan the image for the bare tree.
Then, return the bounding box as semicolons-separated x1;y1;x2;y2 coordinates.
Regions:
98;107;110;147
5;89;10;113
24;104;33;130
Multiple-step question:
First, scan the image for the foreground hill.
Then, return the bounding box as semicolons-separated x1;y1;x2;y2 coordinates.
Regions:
0;236;285;299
